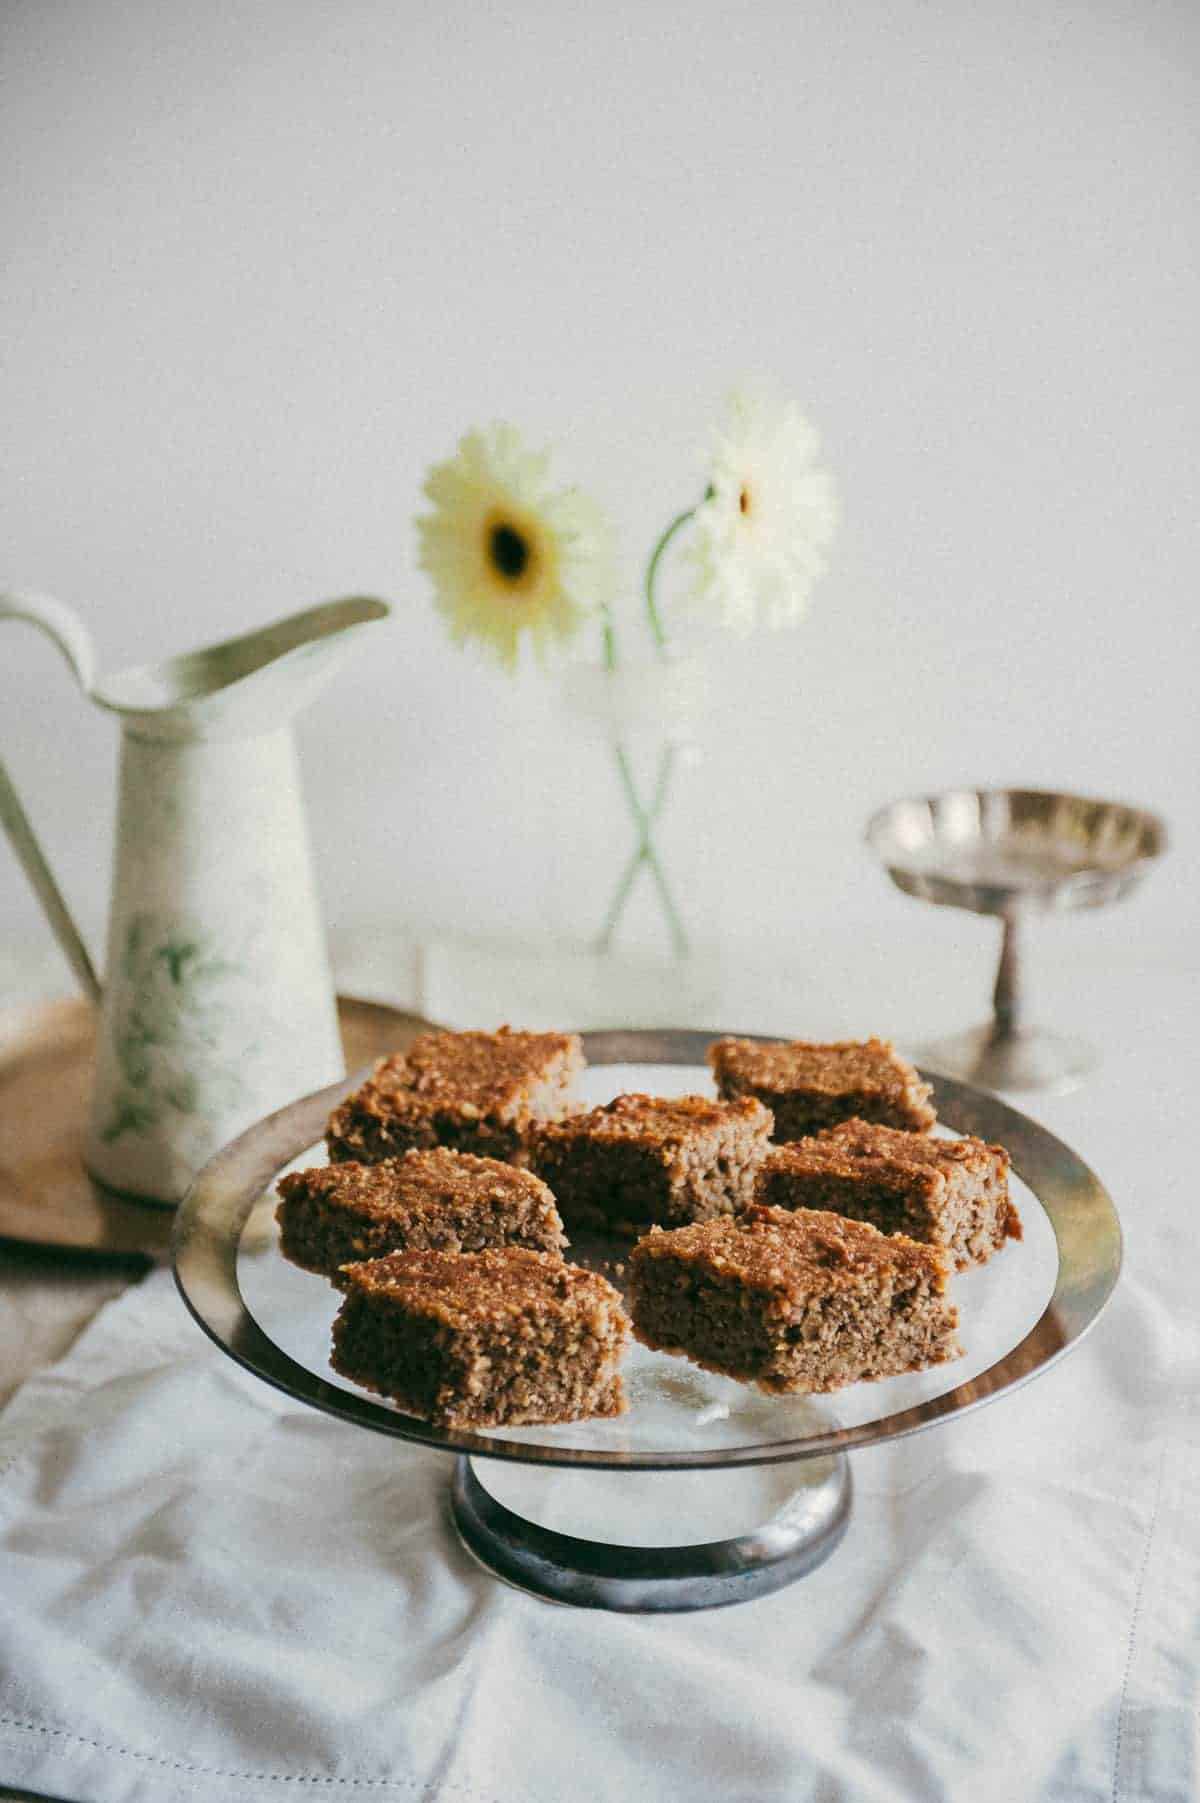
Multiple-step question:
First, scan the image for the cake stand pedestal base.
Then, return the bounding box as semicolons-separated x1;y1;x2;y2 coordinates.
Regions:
449;1452;852;1613
919;1023;1098;1095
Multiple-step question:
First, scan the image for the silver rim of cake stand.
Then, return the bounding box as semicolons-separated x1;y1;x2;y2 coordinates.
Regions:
172;1028;1121;1610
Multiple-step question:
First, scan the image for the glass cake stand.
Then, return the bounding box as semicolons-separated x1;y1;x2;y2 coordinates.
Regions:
172;1029;1122;1614
866;787;1167;1093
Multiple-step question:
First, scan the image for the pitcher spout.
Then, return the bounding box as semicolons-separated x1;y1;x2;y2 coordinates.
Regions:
91;596;391;739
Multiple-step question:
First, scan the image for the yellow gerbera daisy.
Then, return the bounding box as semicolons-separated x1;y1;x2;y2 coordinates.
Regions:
688;391;837;633
416;423;616;671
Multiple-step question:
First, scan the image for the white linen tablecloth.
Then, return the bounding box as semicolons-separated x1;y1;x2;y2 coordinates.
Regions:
1;952;1197;1803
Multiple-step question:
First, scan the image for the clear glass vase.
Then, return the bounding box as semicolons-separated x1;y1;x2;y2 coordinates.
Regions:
562;652;709;980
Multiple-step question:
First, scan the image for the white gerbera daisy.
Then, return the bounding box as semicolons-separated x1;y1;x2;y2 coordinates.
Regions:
688;392;837;633
416;423;616;672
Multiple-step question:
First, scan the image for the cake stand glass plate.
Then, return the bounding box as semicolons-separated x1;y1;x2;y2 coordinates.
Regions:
173;1029;1121;1613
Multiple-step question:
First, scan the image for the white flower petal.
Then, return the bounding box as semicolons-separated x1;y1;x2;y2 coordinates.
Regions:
688;390;837;633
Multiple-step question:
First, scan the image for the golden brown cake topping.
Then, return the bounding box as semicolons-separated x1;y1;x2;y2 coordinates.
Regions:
710;1036;921;1097
540;1092;768;1144
326;1026;585;1165
280;1147;551;1218
633;1203;947;1297
341;1244;619;1316
367;1027;582;1112
816;1118;1009;1173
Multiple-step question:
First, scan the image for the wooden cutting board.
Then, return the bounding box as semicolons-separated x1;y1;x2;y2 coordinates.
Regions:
0;995;432;1258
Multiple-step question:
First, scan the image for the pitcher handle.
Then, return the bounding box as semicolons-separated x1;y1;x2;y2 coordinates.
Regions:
1;591;102;1002
0;588;97;692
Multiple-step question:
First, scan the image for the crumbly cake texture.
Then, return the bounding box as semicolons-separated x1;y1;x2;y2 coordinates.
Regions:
627;1203;961;1394
330;1246;629;1428
275;1147;567;1286
325;1027;584;1165
757;1119;1021;1271
528;1092;774;1233
708;1036;936;1141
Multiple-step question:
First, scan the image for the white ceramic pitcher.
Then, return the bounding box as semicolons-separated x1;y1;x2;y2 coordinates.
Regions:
1;591;390;1203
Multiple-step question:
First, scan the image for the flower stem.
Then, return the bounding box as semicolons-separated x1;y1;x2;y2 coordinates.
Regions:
597;746;679;946
596;742;689;959
594;522;698;956
643;507;695;659
600;603;619;673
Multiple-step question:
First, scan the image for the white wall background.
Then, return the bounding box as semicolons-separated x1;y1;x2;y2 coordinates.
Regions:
3;0;1198;986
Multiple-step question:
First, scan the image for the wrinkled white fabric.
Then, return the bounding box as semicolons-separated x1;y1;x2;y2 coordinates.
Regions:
1;974;1198;1803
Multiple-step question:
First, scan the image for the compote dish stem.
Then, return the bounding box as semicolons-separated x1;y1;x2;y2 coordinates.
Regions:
922;910;1099;1094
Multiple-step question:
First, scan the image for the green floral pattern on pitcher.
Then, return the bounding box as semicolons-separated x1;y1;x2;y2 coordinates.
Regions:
102;913;264;1143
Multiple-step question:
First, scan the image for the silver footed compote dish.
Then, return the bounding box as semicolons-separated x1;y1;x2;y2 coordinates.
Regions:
866;787;1167;1093
172;1028;1121;1613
